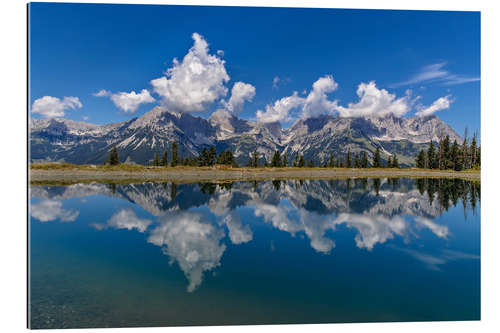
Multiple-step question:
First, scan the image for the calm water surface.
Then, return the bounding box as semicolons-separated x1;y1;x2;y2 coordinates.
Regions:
29;178;480;328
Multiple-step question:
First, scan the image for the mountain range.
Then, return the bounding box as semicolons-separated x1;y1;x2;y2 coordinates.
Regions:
30;107;461;167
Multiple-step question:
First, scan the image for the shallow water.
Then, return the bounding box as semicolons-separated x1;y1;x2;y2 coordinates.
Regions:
28;178;480;328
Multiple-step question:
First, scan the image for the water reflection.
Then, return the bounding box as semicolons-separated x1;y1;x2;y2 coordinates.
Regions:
30;178;480;292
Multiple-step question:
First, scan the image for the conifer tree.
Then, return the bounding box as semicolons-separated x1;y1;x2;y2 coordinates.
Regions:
282;154;288;167
392;154;399;168
427;141;436;169
161;150;168;167
171;140;178;167
208;146;217;166
307;159;315;168
346;149;352;168
354;153;360;168
108;146;120;165
298;154;305;168
416;149;426;168
461;128;469;169
252;148;259;168
450;140;460;171
293;153;299;167
328;154;335;168
271;150;282;167
373;147;382;168
470;133;477;168
387;155;392;168
475;145;481;168
361;151;369;168
153;152;160;167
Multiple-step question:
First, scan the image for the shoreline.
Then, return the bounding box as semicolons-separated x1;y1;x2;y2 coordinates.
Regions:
29;167;481;185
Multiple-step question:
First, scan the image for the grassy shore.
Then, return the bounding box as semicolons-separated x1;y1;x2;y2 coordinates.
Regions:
29;163;480;185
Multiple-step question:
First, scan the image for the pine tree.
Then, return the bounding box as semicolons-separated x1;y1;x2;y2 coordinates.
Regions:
199;147;208;166
108;146;120;165
161;150;168;167
470;133;477;169
427;141;436;169
271;150;281;167
354;153;360;168
450;140;461;171
307;159;315;168
153;152;160;167
373;147;381;168
475;145;481;169
328;154;334;168
282;154;288;167
361;151;369;168
293;153;299;167
171;140;178;167
461;128;469;169
208;146;217;166
392;154;399;168
346;149;352;168
416;149;426;168
439;135;450;170
298;154;305;168
252;148;259;168
387;155;392;168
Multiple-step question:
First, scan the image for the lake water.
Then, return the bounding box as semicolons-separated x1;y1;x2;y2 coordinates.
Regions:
28;178;480;328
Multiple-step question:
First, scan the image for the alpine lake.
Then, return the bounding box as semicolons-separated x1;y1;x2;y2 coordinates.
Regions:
29;177;480;328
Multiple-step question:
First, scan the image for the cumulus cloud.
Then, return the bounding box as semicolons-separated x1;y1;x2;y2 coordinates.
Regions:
109;89;155;114
31;96;82;119
256;75;338;123
151;32;230;113
93;89;111;97
223;82;256;115
221;213;253;245
256;91;304;123
148;211;226;292
94;88;155;114
415;95;453;117
301;75;339;119
95;208;152;232
391;62;480;87
336;81;410;118
30;200;79;222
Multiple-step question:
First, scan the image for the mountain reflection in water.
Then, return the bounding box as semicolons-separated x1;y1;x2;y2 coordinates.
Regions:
30;178;480;294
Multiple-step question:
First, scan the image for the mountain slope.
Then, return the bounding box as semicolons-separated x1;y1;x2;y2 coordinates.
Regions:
29;108;461;166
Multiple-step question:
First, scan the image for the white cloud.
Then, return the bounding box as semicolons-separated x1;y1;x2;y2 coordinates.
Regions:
105;208;152;232
301;75;338;119
31;96;82;119
256;91;304;123
415;95;453;117
336;81;410;118
151;32;230;113
223;82;256;115
93;89;111;97
109;89;155;114
272;76;280;89
148;211;226;292
222;212;253;245
30;200;79;222
391;62;480;87
257;75;338;123
82;116;89;121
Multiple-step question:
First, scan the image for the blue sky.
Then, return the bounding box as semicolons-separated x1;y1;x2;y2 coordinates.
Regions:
29;3;480;136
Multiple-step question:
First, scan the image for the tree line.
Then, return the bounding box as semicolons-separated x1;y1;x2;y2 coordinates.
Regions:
107;140;239;167
107;142;404;169
415;132;480;171
248;146;399;168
